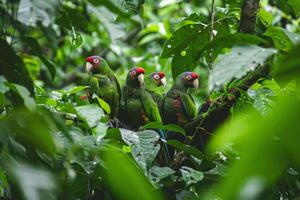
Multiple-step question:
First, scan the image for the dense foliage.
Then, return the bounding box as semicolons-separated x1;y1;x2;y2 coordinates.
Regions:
1;0;300;199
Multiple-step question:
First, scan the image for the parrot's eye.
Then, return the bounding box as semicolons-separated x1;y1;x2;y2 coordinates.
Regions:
93;59;99;64
186;75;192;80
131;71;137;76
153;74;160;80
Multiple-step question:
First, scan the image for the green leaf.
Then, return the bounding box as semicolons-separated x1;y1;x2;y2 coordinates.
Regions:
258;8;273;27
208;45;276;91
102;147;164;200
0;76;9;94
149;166;175;184
264;26;300;52
17;0;60;26
94;95;111;115
0;39;34;95
207;95;300;199
120;129;160;172
199;33;267;61
9;83;36;112
75;104;105;128
143;122;186;136
5;160;57;200
273;44;300;83
87;5;126;41
21;36;56;79
4;110;57;155
88;0;142;16
161;23;208;58
167;140;205;160
180;166;204;186
67;86;89;94
288;0;300;16
0;166;10;197
71;28;83;48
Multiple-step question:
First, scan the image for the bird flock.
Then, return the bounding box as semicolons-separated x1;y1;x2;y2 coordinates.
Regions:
85;55;200;132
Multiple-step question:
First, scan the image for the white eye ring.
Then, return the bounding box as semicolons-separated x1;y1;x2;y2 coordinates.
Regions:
187;75;192;80
153;74;160;80
93;59;99;63
131;71;136;75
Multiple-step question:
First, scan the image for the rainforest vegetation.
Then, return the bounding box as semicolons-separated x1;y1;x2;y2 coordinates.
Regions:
0;0;300;199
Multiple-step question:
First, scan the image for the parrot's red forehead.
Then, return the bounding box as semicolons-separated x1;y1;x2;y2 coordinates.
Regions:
184;72;198;79
133;67;145;74
86;56;94;63
157;72;165;78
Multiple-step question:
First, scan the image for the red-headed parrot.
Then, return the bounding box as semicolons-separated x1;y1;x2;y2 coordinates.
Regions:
85;56;121;118
145;72;167;108
124;67;170;164
123;67;163;128
162;72;199;128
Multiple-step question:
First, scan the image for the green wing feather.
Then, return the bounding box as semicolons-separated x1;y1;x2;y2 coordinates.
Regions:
142;90;162;123
180;93;197;120
113;75;122;103
87;77;99;100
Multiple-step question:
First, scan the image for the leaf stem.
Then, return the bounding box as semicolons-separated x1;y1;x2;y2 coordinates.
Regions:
209;0;215;70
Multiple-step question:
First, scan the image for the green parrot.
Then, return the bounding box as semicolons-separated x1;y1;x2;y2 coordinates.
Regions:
85;56;121;118
123;67;163;128
162;72;199;128
124;67;170;164
144;71;167;107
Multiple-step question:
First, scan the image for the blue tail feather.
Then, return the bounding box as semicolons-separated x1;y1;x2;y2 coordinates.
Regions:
156;129;170;165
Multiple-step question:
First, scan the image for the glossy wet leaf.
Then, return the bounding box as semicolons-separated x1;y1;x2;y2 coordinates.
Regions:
167;140;205;159
17;0;60;26
264;26;300;52
209;45;276;91
180;166;204;186
144;122;186;136
75;104;105;128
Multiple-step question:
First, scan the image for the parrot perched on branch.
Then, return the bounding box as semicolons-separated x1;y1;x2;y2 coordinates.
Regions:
85;56;122;118
145;72;167;107
162;72;199;129
124;67;170;164
123;67;163;128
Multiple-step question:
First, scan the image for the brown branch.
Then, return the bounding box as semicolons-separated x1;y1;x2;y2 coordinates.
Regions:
239;0;260;33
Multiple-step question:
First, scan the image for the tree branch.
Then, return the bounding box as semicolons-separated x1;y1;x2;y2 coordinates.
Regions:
239;0;260;33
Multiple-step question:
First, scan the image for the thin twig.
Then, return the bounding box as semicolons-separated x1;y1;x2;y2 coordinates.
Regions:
209;0;215;70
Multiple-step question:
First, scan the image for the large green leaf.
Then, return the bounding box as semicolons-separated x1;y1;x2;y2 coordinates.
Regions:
3;110;57;155
167;140;205;160
264;26;300;52
87;5;126;41
5;160;57;200
8;83;36;112
143;122;186;136
149;166;175;185
102;147;164;200
208;45;276;91
17;0;60;26
21;37;56;79
161;23;209;58
88;0;142;16
273;43;300;83
207;95;300;200
199;33;267;61
0;39;33;95
120;129;160;172
288;0;300;16
75;104;105;128
180;166;204;186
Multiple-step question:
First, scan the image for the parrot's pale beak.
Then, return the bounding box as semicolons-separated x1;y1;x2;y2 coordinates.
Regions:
160;77;166;86
85;62;93;73
193;79;199;89
137;73;144;85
